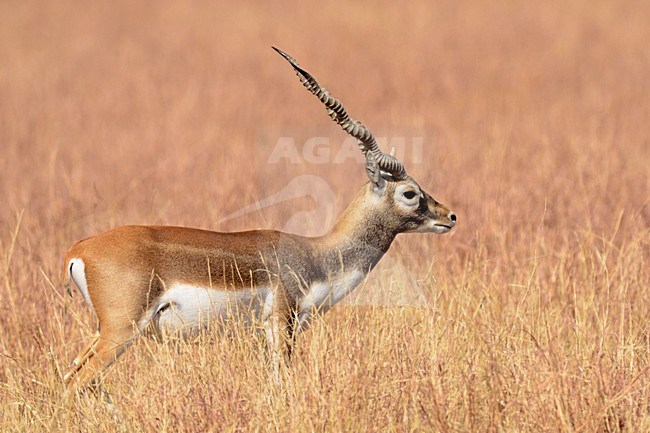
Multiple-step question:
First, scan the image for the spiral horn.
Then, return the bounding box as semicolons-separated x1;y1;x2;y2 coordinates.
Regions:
273;47;407;181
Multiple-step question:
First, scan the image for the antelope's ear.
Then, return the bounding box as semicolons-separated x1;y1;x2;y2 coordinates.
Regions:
365;153;386;194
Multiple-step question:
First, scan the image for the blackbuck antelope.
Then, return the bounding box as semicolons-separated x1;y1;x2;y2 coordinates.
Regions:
62;47;456;393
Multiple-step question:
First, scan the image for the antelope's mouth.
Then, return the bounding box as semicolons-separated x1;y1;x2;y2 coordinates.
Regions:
433;224;454;232
430;223;454;234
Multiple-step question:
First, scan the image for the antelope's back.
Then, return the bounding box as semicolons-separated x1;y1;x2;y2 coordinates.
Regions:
64;225;316;307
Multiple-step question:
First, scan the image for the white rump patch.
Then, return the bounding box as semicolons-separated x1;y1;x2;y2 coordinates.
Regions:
69;258;93;310
149;284;270;337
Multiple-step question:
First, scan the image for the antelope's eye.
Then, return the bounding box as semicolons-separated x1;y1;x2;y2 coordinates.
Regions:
403;190;417;200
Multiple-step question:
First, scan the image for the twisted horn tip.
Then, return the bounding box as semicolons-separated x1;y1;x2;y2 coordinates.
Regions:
272;46;291;60
272;46;312;77
272;46;299;67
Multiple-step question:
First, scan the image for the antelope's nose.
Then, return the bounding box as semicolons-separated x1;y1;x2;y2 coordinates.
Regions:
449;212;457;225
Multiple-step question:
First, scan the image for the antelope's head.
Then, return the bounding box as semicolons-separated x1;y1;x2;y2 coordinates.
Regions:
274;47;456;236
368;170;456;235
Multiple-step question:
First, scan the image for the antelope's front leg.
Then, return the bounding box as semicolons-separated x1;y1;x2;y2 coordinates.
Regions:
262;288;294;382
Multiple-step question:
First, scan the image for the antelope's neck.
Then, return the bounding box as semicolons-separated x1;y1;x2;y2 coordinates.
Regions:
311;185;397;278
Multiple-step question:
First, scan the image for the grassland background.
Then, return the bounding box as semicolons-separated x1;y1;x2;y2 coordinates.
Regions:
1;1;649;432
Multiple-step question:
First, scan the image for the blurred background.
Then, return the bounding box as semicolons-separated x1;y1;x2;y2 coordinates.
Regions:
1;1;649;430
1;0;648;252
2;0;648;300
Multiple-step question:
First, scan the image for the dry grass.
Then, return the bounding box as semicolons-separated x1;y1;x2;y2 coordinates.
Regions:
1;1;649;431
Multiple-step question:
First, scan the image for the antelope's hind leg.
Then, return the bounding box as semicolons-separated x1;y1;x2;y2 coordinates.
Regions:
64;326;139;400
63;331;100;384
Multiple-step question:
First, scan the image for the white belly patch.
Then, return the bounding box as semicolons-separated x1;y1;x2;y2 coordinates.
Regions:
150;284;270;337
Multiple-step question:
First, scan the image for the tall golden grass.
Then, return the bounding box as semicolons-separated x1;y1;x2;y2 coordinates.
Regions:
1;1;649;431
